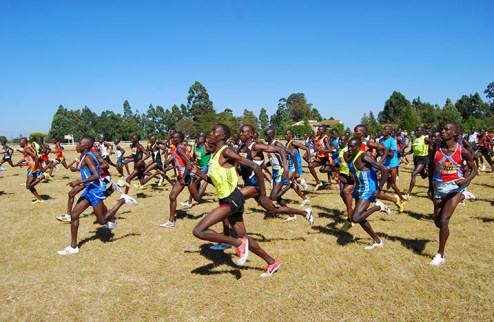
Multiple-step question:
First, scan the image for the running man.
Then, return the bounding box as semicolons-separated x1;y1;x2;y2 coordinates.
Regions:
428;122;477;266
476;128;494;172
379;126;408;204
43;138;75;177
406;127;431;198
0;137;15;170
57;135;137;255
17;137;46;203
238;125;313;223
191;124;281;277
121;135;150;193
347;137;391;250
353;124;404;212
160;131;203;228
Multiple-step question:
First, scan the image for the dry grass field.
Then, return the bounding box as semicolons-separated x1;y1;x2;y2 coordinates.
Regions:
1;149;494;321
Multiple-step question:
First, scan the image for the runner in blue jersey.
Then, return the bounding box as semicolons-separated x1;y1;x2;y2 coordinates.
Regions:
57;135;138;255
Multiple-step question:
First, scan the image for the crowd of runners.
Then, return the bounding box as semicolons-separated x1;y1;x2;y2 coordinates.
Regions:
1;123;492;276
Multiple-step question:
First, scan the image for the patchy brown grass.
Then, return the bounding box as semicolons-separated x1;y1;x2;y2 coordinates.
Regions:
1;150;493;321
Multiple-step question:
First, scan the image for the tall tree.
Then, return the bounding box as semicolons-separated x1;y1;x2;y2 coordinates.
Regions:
259;107;269;130
143;104;167;137
216;108;240;133
121;100;143;140
286;93;312;122
241;109;259;130
412;97;436;128
309;107;323;121
399;105;421;132
187;81;215;122
378;91;411;124
437;99;462;126
170;104;184;129
270;100;293;135
98;110;124;140
484;82;494;101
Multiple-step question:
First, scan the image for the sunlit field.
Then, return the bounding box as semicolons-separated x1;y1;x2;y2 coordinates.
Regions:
1;149;493;321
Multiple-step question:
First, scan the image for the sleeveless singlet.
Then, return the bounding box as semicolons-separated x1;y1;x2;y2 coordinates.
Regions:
209;146;238;199
433;142;463;183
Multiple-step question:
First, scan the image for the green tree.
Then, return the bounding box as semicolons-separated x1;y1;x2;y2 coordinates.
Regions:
176;119;197;137
436;99;462;127
484;82;494;101
286;93;312;122
121;100;143;140
217;108;240;133
412;97;437;129
399;105;421;132
29;132;48;142
270;100;293;136
197;112;218;133
288;125;313;138
170;105;184;129
187;81;215;122
378;91;411;124
259;107;269;129
241;109;259;130
142;104;167;137
309;108;323;121
48;105;86;140
98;110;125;140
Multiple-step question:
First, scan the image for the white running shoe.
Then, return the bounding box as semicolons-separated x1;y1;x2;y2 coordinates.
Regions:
180;201;193;208
112;182;123;194
283;216;297;223
481;164;486;172
120;194;138;205
364;240;383;250
375;200;392;216
210;243;232;251
56;214;71;222
117;179;130;187
0;167;6;172
103;221;118;229
305;208;314;225
301;199;310;207
300;178;308;190
429;254;445;266
159;221;176;228
57;246;79;255
313;182;323;191
462;190;476;200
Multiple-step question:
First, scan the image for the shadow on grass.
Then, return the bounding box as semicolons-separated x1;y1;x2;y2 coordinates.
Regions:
405;210;433;221
175;209;206;220
311;205;345;221
40;194;54;200
187;244;262;279
79;228;141;248
472;182;494;189
379;233;432;257
248;231;306;243
310;222;360;246
136;192;150;198
473;216;494;223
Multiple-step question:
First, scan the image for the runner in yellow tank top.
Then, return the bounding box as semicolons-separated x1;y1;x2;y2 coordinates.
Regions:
190;123;281;277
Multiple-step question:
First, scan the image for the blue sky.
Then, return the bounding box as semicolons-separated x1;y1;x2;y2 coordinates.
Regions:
1;0;493;138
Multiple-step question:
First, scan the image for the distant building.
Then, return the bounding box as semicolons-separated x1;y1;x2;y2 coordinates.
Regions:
292;119;344;133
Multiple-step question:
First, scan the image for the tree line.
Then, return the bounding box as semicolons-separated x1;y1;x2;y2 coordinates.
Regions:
47;81;326;141
361;82;494;135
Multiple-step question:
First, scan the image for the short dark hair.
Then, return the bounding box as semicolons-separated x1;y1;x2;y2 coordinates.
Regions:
216;123;231;139
80;134;95;146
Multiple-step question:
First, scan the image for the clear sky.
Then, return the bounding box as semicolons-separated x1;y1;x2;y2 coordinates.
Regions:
1;0;493;138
